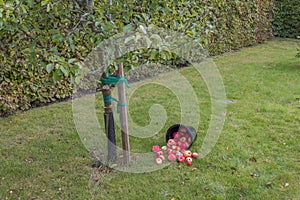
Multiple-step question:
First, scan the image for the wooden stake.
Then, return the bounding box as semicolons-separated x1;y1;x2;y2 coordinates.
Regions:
117;63;130;164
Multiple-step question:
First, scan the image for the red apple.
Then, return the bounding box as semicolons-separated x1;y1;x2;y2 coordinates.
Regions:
183;150;192;158
166;148;172;154
161;146;167;151
159;155;165;161
180;143;187;150
186;161;192;166
186;157;193;165
156;151;163;157
155;157;163;164
152;145;161;152
173;132;180;138
192;152;199;158
167;139;176;147
177;156;185;163
171;145;177;150
168;153;177;162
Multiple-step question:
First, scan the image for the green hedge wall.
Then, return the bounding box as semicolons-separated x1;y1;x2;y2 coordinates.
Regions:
273;0;300;38
0;0;274;116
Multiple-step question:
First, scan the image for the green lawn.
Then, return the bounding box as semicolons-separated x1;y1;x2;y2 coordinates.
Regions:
1;38;299;199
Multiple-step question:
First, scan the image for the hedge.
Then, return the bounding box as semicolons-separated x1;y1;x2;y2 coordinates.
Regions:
0;0;274;116
272;0;300;38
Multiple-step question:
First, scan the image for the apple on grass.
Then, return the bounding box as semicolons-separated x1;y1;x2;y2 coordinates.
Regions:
161;146;167;151
186;157;192;165
192;152;199;158
177;156;185;163
156;151;163;157
166;148;172;154
155;157;163;164
159;155;165;161
168;153;177;162
183;150;192;158
152;145;161;152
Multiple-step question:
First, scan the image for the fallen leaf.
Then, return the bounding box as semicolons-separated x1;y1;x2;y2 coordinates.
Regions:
250;173;260;177
284;183;289;188
222;155;227;160
266;182;272;186
238;193;243;199
249;157;257;162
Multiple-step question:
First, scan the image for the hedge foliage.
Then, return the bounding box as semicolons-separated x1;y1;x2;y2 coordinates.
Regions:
0;0;274;115
272;0;300;38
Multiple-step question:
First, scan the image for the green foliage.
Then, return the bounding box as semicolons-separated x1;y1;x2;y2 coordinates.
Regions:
272;0;300;38
0;1;87;114
0;0;274;115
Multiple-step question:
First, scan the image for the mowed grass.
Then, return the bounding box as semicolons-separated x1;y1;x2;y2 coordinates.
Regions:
0;38;300;199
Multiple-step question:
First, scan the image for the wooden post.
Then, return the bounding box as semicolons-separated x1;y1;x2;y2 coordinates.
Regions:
117;63;130;164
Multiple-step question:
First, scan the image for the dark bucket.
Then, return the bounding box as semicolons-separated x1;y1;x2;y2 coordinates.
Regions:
166;124;197;149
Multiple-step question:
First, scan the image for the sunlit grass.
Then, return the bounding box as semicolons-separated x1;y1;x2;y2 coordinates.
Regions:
0;38;299;199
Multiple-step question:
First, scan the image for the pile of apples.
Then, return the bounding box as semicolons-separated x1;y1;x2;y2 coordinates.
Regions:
152;131;198;166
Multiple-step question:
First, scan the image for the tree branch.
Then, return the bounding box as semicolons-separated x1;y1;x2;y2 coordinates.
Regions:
67;12;91;37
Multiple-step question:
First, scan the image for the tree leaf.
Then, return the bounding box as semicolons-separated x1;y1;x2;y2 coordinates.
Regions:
68;36;75;52
47;4;51;12
68;58;76;64
139;25;147;34
60;66;69;76
53;69;62;81
123;24;133;32
46;63;54;73
27;0;34;7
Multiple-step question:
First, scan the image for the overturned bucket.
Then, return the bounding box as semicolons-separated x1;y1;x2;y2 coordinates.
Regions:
166;124;197;149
